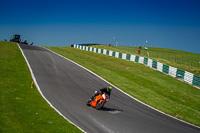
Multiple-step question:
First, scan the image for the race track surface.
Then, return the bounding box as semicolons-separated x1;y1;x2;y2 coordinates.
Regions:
19;44;200;133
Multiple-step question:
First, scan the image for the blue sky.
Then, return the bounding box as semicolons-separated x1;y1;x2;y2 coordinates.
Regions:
0;0;200;53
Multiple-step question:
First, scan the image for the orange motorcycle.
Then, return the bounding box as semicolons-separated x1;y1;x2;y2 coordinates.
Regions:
86;92;110;110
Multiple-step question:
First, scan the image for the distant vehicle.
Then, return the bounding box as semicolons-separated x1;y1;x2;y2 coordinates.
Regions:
10;34;28;45
10;34;21;43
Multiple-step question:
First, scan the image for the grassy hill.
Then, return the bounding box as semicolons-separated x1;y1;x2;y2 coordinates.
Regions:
0;41;81;133
1;40;199;132
46;46;200;126
90;45;200;76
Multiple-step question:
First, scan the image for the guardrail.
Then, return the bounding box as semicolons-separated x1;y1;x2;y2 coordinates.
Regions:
74;45;200;89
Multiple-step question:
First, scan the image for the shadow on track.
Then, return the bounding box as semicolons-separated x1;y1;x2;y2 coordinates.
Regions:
100;107;123;114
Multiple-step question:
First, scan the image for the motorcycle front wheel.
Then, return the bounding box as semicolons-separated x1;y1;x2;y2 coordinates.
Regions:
96;100;105;110
86;99;91;106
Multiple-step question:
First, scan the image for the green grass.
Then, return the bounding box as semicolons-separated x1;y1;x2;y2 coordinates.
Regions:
0;41;82;133
46;46;200;126
91;45;200;76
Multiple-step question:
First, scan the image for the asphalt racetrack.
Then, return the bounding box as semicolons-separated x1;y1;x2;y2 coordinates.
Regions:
19;44;200;133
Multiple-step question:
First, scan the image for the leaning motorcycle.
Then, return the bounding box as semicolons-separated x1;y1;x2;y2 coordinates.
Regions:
86;92;110;110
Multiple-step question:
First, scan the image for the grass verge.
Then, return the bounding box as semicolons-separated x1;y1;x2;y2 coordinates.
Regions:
0;41;82;133
46;46;200;126
91;45;200;76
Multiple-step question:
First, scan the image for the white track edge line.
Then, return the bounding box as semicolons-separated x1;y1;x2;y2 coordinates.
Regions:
44;46;200;129
17;44;86;133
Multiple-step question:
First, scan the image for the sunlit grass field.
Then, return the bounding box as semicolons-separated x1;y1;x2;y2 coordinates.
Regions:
0;41;82;133
46;46;200;126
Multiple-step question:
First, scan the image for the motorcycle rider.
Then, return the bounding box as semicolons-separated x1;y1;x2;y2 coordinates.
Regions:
91;86;112;101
